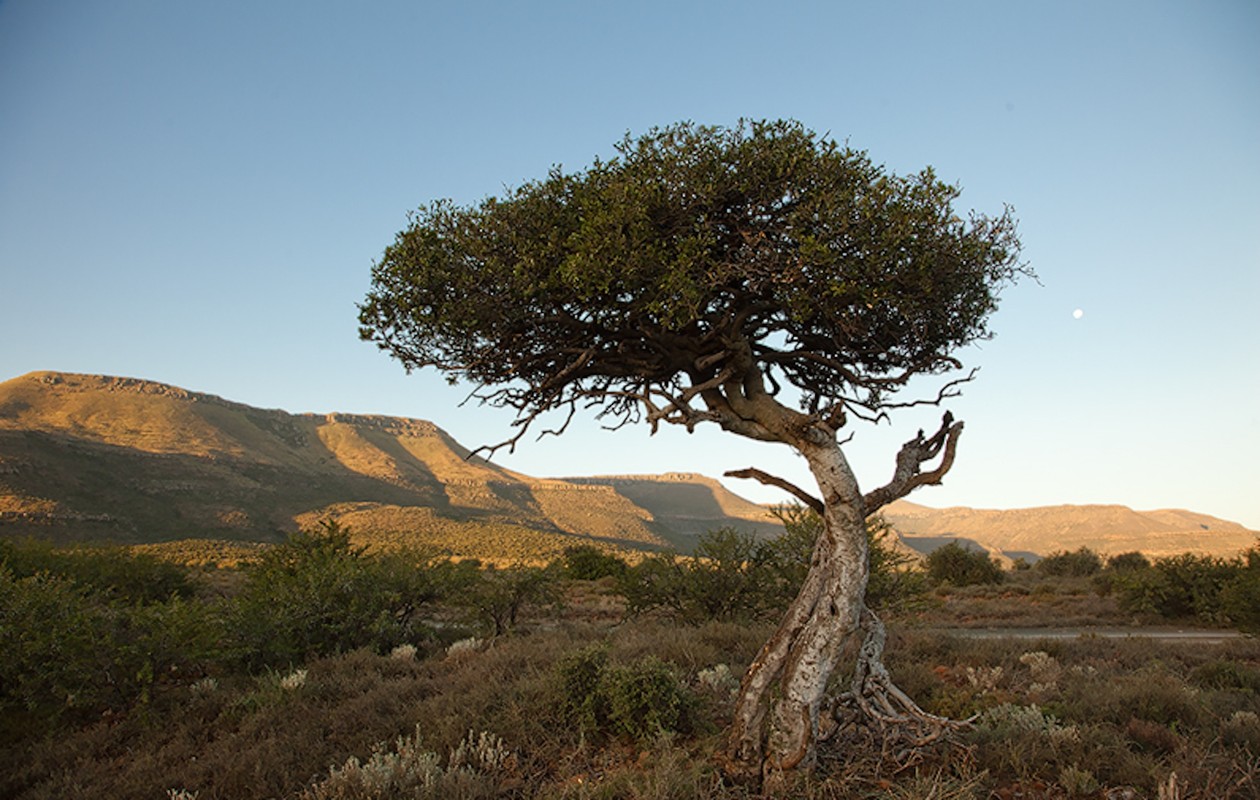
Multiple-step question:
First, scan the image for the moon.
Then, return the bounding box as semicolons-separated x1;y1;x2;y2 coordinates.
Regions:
1073;308;1084;319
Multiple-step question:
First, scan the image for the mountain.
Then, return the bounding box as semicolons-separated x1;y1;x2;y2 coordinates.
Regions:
1;371;1255;565
0;371;780;562
882;499;1258;562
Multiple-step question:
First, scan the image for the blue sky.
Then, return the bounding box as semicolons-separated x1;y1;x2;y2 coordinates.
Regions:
2;1;1257;529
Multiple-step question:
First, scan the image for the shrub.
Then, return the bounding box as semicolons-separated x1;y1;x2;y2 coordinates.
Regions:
1221;710;1260;751
455;564;561;636
1188;659;1260;694
1218;551;1260;632
1111;553;1241;621
557;545;628;581
0;568;222;726
300;725;511;800
617;509;926;623
553;645;698;742
0;538;194;603
556;643;611;733
1036;547;1103;578
618;528;781;623
603;656;696;741
1106;551;1151;572
864;515;928;610
924;541;1004;587
229;521;442;668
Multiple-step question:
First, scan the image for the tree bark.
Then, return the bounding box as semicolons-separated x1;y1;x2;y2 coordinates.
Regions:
724;436;869;787
723;413;966;791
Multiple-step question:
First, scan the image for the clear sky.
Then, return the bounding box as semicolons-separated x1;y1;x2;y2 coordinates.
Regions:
2;1;1257;529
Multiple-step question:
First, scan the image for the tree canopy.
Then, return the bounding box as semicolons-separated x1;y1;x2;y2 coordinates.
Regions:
359;120;1024;455
362;119;1028;785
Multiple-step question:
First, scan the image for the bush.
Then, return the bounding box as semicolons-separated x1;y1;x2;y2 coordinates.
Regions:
1219;548;1260;632
229;521;442;668
454;564;561;636
554;645;697;742
1189;659;1260;694
556;643;611;733
0;568;221;726
617;509;926;623
618;528;782;623
300;726;511;800
0;538;194;603
1106;551;1151;572
864;515;928;610
925;541;1005;587
557;545;628;581
603;656;697;740
1036;547;1103;578
1111;553;1240;621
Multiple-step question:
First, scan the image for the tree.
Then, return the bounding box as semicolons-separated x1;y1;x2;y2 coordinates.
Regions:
359;119;1025;786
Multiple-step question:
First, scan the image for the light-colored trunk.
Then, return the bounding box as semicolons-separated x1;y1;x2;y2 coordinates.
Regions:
725;439;869;786
722;408;967;790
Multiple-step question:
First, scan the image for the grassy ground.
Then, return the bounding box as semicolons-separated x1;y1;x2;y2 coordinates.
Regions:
2;572;1258;799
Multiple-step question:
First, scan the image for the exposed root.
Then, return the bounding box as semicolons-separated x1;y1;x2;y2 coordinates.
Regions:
823;607;971;770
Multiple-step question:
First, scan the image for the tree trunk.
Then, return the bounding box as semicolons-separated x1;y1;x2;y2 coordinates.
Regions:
725;438;869;787
723;415;966;791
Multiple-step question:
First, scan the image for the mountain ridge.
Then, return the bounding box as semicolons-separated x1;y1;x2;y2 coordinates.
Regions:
2;371;1255;562
0;371;780;561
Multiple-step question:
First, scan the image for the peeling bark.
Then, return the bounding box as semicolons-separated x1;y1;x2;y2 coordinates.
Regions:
724;413;968;791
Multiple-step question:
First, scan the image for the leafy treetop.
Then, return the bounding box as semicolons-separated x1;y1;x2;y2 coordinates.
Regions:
359;120;1024;454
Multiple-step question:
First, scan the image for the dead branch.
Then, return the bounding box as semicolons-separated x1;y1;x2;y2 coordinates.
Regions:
724;468;824;515
862;412;964;513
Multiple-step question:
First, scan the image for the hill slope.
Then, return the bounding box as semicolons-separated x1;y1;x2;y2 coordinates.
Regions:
0;372;781;560
2;371;1254;563
883;499;1258;561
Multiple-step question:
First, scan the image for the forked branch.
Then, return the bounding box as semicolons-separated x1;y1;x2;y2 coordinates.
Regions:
862;412;964;513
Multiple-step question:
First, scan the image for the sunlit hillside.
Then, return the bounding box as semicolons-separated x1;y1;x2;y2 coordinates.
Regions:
0;372;783;559
885;499;1259;560
2;371;1256;564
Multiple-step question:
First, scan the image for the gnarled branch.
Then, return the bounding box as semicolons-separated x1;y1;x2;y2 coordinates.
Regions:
862;412;963;513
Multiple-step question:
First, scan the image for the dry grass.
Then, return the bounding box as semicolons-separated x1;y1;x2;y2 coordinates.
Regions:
4;549;1260;800
900;572;1141;629
4;608;1258;799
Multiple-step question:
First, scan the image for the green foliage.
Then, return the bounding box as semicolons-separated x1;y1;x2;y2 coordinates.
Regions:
0;568;220;727
556;643;611;733
1189;660;1260;694
300;726;511;800
618;528;783;623
453;564;561;637
864;515;928;610
925;541;1005;587
603;656;696;741
617;511;926;623
230;521;442;668
360;119;1024;431
1219;547;1260;633
1106;551;1151;572
1110;553;1241;622
554;645;697;742
1036;547;1103;578
557;545;629;581
0;537;194;603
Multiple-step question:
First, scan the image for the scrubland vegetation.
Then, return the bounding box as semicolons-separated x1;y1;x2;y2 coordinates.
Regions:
2;519;1258;799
